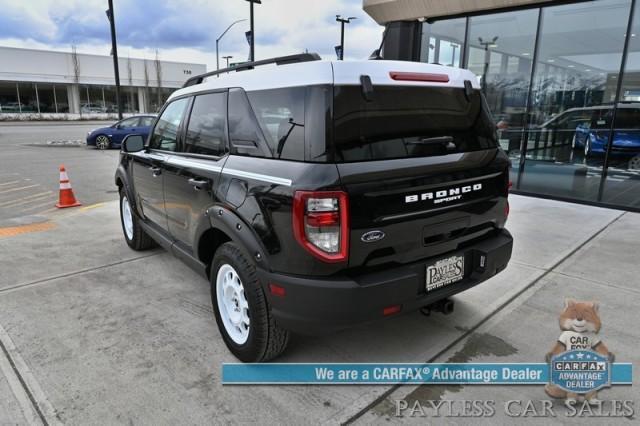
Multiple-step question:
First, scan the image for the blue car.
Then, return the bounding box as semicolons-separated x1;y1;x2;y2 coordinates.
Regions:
572;105;640;157
86;115;156;149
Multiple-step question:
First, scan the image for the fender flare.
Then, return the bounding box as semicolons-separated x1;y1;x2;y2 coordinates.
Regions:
114;165;141;217
204;204;272;272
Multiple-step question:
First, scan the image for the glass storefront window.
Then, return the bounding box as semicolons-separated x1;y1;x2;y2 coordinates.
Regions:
465;9;539;173
36;84;56;113
519;0;632;203
602;1;640;208
17;83;39;113
420;18;466;67
123;87;139;113
55;85;69;113
0;82;19;113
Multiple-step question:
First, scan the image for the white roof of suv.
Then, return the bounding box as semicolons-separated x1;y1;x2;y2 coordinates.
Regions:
170;59;481;100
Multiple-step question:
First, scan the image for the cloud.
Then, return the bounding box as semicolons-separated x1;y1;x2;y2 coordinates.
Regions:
0;0;383;67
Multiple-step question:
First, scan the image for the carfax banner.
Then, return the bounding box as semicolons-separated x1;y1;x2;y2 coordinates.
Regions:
222;362;633;385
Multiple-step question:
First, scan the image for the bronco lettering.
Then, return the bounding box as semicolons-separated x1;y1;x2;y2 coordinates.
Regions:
405;183;483;204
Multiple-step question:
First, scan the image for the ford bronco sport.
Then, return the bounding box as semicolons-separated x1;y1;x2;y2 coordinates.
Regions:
115;53;513;362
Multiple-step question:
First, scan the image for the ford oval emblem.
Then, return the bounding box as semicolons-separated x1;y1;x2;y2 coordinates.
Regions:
361;230;385;243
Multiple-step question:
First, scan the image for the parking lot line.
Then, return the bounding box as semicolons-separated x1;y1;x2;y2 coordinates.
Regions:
19;200;56;214
79;202;105;211
0;185;39;195
0;222;56;238
0;181;21;187
0;192;53;208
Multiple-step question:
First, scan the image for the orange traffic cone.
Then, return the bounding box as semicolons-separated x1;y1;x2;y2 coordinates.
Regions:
55;165;82;208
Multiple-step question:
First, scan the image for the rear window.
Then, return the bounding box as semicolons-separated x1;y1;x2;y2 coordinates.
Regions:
332;85;497;162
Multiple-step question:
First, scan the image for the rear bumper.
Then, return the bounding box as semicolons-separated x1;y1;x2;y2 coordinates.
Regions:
261;229;513;335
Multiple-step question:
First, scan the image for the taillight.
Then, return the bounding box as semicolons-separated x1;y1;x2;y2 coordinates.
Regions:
292;191;349;263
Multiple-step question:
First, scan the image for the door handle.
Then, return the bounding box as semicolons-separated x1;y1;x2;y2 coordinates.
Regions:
188;178;210;191
149;166;162;177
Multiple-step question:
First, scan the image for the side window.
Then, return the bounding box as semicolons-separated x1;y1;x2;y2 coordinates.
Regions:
246;87;305;161
118;117;139;129
228;88;271;158
139;117;155;127
149;98;189;152
184;92;228;156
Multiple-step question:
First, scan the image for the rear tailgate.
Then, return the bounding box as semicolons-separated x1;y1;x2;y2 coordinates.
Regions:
337;150;509;268
330;69;509;269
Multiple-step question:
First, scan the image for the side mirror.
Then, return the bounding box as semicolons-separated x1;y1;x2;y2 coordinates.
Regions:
121;134;145;153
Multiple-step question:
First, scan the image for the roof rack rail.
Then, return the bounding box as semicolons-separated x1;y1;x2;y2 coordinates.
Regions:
182;52;322;88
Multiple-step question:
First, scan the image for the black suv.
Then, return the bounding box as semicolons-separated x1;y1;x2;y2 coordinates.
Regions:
115;54;513;362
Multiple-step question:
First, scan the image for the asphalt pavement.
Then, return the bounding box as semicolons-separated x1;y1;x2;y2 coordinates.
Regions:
0;121;119;223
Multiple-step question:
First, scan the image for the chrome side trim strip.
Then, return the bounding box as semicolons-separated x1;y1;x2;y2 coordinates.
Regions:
221;168;293;187
165;157;293;186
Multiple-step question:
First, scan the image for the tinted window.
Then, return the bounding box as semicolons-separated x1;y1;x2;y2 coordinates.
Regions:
613;108;640;130
247;88;305;160
184;92;228;156
118;117;139;128
139;116;155;127
228;88;271;158
149;98;189;151
332;85;497;162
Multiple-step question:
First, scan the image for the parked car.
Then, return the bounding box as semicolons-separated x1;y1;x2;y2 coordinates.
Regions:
80;103;106;114
115;54;513;362
572;104;640;157
87;115;156;149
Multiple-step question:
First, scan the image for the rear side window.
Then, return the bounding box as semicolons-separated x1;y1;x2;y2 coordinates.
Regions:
149;98;189;152
247;88;305;161
118;117;139;128
332;85;497;162
184;92;228;156
139;117;155;127
228;88;271;158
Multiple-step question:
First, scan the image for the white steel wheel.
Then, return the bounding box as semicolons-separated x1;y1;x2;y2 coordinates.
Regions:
629;155;640;170
216;264;250;345
121;195;134;240
96;135;110;150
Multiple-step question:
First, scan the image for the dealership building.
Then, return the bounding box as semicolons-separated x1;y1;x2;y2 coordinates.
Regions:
0;46;206;115
364;0;640;210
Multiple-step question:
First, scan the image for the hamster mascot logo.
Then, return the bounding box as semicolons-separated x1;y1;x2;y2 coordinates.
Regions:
545;299;614;404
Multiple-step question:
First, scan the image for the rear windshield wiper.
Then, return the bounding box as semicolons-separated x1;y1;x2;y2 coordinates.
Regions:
405;136;457;150
276;118;303;158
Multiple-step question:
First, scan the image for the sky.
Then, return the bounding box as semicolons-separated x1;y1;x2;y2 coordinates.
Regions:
0;0;384;70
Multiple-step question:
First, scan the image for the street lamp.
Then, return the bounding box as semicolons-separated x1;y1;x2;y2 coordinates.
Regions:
105;0;122;119
223;55;233;68
216;19;247;73
335;15;357;60
478;36;498;92
246;0;262;62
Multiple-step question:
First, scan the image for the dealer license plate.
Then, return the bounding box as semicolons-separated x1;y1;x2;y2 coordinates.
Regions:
425;255;464;292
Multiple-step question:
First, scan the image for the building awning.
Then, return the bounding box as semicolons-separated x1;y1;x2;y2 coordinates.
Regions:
363;0;555;24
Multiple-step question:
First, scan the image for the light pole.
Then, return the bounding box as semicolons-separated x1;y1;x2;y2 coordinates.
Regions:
335;15;357;60
478;36;498;93
246;0;262;62
223;55;233;68
216;19;247;72
105;0;122;119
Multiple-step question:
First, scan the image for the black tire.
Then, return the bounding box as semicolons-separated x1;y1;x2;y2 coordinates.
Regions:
211;242;289;362
95;134;111;150
119;188;156;251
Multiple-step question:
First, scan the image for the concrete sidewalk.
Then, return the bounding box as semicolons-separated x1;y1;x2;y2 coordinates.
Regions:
0;195;636;425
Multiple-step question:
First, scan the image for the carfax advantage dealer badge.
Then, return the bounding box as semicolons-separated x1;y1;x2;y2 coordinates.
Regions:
550;350;611;394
